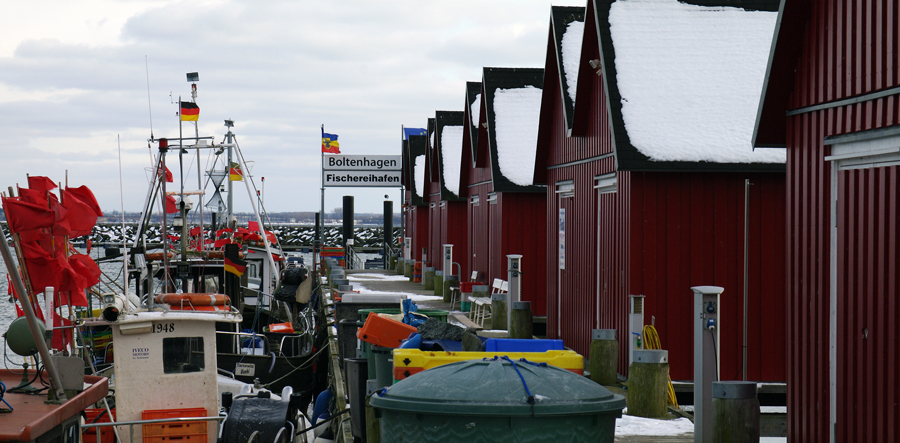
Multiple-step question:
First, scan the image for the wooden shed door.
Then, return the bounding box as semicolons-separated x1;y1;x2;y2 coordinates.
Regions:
827;131;900;440
556;181;574;338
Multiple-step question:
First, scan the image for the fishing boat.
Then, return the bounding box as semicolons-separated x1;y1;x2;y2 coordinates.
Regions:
0;78;324;442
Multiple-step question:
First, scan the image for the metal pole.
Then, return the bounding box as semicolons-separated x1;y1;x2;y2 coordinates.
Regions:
320;125;326;252
226;130;233;225
0;227;67;402
743;179;750;381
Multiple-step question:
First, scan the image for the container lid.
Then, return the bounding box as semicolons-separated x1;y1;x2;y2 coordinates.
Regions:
370;358;625;416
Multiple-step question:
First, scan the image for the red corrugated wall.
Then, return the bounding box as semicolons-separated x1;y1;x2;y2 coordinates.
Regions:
408;205;428;262
627;172;786;381
427;190;442;267
440;200;468;276
543;10;619;357
493;192;548;316
780;0;900;440
466;183;492;281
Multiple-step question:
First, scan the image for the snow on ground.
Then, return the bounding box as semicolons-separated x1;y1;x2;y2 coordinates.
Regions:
616;413;693;436
346;273;442;303
616;413;786;442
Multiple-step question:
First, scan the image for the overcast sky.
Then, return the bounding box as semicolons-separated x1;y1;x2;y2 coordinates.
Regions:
0;0;575;216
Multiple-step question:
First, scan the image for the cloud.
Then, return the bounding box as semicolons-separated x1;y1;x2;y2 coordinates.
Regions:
0;0;571;213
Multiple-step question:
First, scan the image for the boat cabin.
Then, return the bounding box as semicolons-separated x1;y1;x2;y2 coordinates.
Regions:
109;310;241;443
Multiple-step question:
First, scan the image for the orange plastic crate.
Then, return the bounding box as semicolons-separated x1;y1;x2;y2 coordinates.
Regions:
356;313;418;348
83;408;116;443
142;408;207;441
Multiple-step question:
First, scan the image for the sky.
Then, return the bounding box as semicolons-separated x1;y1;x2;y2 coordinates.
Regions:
0;0;576;215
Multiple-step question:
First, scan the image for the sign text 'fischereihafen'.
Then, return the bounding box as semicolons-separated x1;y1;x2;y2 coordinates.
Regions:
323;154;402;187
324;171;402;187
322;155;401;171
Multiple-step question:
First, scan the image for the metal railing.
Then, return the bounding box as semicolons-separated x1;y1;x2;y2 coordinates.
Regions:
83;415;225;443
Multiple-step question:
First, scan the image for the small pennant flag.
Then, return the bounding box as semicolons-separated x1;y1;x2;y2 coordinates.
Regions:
229;162;243;181
180;102;199;121
322;132;341;154
224;244;247;276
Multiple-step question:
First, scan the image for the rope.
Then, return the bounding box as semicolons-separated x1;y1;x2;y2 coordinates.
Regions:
641;325;680;410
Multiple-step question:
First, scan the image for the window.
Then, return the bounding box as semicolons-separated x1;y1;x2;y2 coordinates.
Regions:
487;193;497;204
594;173;617;194
163;337;205;374
470;195;480;206
555;180;574;198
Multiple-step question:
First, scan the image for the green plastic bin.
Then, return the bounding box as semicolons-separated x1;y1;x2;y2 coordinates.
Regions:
358;308;449;380
371;358;625;442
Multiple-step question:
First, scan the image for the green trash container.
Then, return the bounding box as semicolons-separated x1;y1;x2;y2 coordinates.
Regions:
358;308;449;380
371;358;625;443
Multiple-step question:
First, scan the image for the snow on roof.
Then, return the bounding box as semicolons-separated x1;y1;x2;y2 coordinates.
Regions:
608;0;785;164
440;125;464;197
493;85;542;186
561;19;584;104
414;154;425;197
470;93;481;127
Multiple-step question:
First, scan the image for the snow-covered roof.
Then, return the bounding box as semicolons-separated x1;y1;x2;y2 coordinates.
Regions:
608;0;784;164
440;125;464;197
494;85;543;186
561;20;584;104
470;93;481;128
414;154;425;197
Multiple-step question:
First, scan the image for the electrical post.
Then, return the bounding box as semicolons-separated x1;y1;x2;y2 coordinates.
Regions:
691;285;723;443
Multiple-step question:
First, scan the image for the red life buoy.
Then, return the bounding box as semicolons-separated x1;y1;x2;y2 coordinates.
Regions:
155;293;230;306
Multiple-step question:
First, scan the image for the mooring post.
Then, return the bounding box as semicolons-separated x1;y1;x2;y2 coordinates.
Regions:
509;301;533;338
590;329;619;386
628;349;669;418
434;270;444;296
712;381;760;443
492;293;508;330
423;266;435;290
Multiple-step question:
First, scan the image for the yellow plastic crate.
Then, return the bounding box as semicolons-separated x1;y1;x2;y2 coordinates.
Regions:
392;349;583;381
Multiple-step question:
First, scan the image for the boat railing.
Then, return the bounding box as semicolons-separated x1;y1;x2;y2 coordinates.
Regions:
216;331;273;355
83;415;225;443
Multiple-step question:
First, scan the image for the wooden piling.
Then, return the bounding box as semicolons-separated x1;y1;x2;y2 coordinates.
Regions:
434;271;444;296
509;301;533;339
443;275;459;303
366;394;381;443
491;293;508;331
627;350;669;418
423;267;435;290
590;329;618;386
712;381;760;443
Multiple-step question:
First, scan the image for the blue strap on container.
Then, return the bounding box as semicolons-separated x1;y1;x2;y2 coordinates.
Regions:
483;356;535;405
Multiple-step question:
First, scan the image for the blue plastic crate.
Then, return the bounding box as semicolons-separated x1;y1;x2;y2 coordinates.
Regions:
483;338;565;353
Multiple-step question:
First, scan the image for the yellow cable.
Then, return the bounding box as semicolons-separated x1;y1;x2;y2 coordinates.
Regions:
642;325;680;410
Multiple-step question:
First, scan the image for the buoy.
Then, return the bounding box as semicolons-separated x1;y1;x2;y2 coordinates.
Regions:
155;293;230;308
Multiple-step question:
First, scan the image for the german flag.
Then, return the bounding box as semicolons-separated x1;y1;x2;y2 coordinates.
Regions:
224;244;246;276
229;162;243;181
180;102;199;121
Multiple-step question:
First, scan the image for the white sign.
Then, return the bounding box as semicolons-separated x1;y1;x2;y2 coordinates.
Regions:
235;363;255;377
559;208;565;270
322;155;402;171
323;171;402;187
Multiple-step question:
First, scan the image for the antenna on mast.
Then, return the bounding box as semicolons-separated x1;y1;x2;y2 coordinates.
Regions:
145;56;154;140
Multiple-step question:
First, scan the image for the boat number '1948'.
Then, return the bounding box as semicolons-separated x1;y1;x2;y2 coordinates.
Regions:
152;323;175;333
